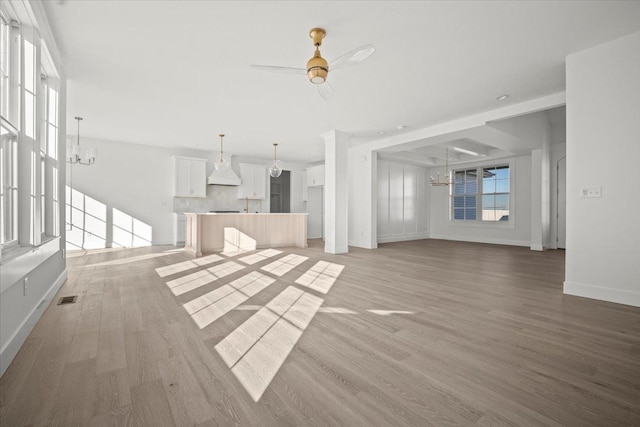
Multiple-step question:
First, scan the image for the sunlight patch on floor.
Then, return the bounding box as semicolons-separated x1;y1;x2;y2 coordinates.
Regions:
294;260;345;294
166;261;244;296
183;272;276;329
238;249;283;265
156;255;224;277
260;254;308;276
215;286;323;402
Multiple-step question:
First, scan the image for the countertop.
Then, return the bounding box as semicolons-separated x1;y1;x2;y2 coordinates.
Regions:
184;212;308;215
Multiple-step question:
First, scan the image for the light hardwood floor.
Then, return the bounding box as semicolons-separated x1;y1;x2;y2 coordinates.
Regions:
1;239;639;426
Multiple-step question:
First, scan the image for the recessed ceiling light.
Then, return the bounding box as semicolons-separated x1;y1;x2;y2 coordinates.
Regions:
496;94;509;101
397;125;407;130
377;131;385;135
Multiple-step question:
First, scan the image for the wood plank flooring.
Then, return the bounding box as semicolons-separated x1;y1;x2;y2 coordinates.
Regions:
1;239;639;426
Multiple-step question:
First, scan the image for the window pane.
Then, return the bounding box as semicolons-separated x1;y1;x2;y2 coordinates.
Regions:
482;195;495;209
25;94;35;138
483;178;495;193
453;208;464;220
24;40;35;93
495;166;510;180
47;123;57;159
48;87;58;123
496;194;509;210
465;196;476;208
496;179;509;193
465;208;476;220
465;179;477;194
453;196;464;208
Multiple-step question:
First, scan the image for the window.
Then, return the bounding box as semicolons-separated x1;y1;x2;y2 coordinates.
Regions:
451;164;510;222
452;168;477;220
0;13;9;120
1;124;18;245
482;166;510;221
23;39;35;138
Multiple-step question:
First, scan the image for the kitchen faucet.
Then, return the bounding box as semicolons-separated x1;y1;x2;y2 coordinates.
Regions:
244;197;249;213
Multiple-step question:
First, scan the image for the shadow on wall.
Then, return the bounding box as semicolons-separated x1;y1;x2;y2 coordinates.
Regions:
65;186;152;250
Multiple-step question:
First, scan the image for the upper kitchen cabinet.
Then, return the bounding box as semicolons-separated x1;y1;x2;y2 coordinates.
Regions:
238;163;266;199
306;164;325;187
173;156;207;197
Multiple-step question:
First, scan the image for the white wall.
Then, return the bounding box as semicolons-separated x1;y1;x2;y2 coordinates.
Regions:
429;155;532;246
565;31;640;307
348;145;377;248
68;137;307;248
376;159;429;243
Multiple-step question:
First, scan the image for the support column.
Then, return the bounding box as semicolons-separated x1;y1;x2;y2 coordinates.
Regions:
324;130;350;254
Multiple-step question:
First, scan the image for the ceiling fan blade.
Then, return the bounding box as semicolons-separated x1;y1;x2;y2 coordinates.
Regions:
317;81;333;101
250;65;306;75
329;44;375;71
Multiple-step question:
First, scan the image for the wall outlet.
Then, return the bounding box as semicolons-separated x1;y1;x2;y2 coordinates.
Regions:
23;277;28;296
580;187;602;198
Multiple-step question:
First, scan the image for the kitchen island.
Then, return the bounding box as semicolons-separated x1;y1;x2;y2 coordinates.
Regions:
184;213;308;257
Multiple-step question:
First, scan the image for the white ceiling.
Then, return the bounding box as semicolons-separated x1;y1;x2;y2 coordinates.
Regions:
42;1;640;163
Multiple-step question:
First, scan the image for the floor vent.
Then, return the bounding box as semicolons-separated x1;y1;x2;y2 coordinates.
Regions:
58;295;78;305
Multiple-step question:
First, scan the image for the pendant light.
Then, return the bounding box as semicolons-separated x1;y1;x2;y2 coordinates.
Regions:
430;147;453;186
214;133;230;170
269;143;282;178
67;117;96;165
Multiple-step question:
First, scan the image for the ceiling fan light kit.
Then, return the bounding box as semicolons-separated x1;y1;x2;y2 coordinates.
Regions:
307;28;328;84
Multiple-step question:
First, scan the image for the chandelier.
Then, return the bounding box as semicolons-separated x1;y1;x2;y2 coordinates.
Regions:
430;147;453;186
269;143;282;178
67;117;96;165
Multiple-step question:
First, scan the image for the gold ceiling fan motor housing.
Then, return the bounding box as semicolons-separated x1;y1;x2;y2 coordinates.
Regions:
307;28;328;84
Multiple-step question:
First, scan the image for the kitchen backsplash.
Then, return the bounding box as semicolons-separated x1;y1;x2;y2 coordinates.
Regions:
173;185;263;213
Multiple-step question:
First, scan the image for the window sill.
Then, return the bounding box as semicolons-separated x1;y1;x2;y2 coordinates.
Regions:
447;220;515;230
1;237;62;293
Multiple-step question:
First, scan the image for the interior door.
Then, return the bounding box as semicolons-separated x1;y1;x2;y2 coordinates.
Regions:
557;157;566;249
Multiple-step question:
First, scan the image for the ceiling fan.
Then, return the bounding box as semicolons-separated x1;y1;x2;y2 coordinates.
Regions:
251;28;375;101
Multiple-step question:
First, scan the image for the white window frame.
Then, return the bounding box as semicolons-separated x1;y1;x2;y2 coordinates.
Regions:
1;121;19;249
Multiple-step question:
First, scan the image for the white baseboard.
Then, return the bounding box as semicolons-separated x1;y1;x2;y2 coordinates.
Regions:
564;281;640;308
348;240;377;249
429;234;530;247
530;244;544;251
0;270;67;377
377;232;430;244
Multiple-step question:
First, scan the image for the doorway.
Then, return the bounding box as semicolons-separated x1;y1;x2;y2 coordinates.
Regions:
557;157;566;249
270;171;291;213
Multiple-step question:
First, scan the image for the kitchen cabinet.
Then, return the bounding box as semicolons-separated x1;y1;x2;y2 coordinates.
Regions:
238;163;266;199
173;156;207;197
174;213;186;246
306;164;325;187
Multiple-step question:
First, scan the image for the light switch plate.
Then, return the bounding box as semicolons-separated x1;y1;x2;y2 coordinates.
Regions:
580;187;602;198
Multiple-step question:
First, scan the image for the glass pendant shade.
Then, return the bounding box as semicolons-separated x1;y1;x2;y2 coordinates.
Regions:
269;143;282;178
269;162;282;178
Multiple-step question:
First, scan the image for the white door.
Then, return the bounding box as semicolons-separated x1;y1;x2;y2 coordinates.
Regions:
557;157;566;249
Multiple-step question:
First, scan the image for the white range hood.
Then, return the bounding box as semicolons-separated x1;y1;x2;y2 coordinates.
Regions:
207;155;241;186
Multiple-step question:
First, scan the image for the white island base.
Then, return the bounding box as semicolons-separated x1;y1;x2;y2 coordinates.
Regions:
184;213;308;257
